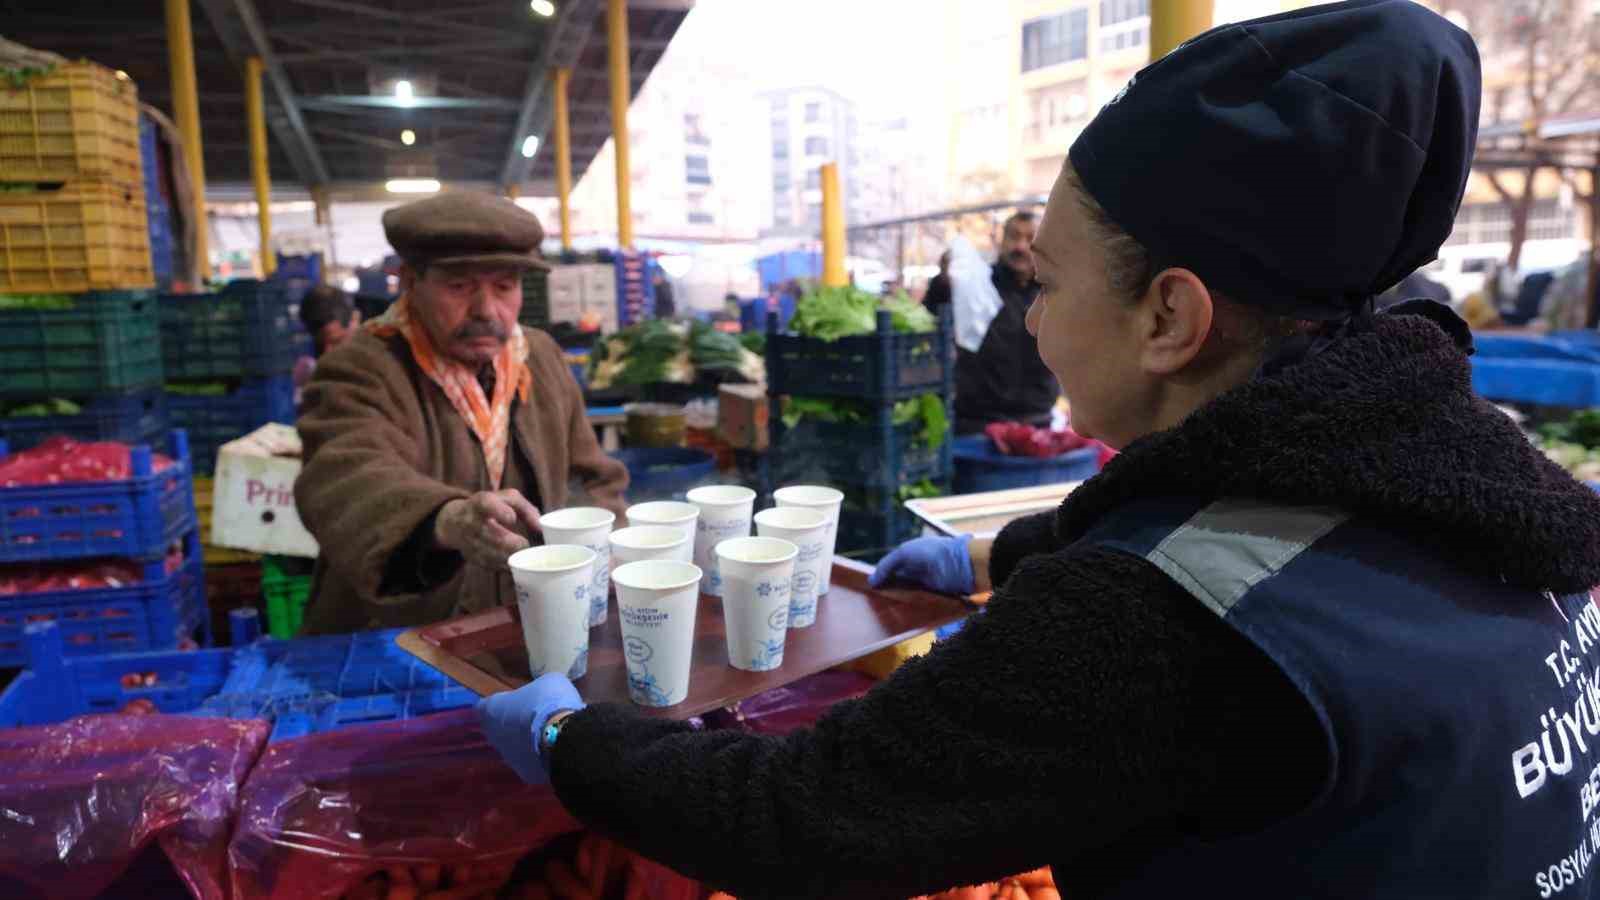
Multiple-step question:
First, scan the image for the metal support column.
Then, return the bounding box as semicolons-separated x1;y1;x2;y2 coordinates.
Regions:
821;163;847;287
554;66;575;250
245;56;273;277
1149;0;1214;61
166;0;210;279
607;0;633;248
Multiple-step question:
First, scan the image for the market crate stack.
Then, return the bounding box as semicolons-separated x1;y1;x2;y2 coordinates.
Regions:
160;279;299;477
0;431;207;666
765;307;955;556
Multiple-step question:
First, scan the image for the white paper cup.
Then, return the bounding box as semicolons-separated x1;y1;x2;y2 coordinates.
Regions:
754;506;831;629
610;525;693;567
541;507;616;627
774;485;844;595
507;545;597;681
716;537;798;671
687;485;757;598
624;501;699;563
612;560;703;708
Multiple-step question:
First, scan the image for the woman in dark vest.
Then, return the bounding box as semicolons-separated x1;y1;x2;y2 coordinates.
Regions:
479;2;1600;896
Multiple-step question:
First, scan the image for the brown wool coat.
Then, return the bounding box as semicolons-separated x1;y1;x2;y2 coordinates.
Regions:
294;326;629;633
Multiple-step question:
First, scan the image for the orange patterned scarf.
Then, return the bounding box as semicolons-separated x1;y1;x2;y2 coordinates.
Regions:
367;295;532;489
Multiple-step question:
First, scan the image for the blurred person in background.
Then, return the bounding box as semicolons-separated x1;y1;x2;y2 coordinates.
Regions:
922;249;953;313
299;285;360;358
953;211;1060;434
653;270;676;319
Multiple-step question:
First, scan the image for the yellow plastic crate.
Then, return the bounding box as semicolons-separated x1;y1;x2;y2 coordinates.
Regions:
0;63;142;185
841;632;937;680
194;476;260;565
0;181;153;292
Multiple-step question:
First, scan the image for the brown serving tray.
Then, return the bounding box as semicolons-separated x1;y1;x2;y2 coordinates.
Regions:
395;558;969;719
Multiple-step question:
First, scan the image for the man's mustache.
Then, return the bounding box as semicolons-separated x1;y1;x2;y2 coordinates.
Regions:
454;319;508;341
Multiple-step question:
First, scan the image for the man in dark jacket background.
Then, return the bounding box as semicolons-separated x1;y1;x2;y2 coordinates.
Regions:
954;211;1060;434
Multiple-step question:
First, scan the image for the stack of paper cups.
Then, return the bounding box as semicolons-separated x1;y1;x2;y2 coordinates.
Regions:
507;545;597;681
612;560;703;707
716;536;798;671
773;485;844;595
753;506;831;628
623;502;699;563
686;486;756;598
540;507;616;626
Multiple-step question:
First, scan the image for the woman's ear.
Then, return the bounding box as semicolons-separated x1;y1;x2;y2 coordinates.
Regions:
1139;268;1214;375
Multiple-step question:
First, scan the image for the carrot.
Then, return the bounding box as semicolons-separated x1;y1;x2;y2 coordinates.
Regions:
387;866;417;887
949;886;991;900
544;859;595;900
707;893;738;900
1011;885;1032;900
418;886;493;900
344;880;384;900
587;836;613;898
386;886;418;900
1029;889;1061;900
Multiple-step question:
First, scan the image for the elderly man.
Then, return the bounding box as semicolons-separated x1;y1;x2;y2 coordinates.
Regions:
295;193;628;633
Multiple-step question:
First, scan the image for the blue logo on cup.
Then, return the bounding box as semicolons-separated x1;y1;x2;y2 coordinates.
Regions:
756;581;772;598
574;584;587;603
767;606;789;631
794;570;817;596
624;636;653;663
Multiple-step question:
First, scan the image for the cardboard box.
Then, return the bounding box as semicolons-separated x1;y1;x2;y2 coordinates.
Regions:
718;383;769;451
211;423;319;558
547;267;583;324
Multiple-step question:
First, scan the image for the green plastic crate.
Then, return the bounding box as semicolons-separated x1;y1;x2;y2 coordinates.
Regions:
0;290;161;395
261;554;313;639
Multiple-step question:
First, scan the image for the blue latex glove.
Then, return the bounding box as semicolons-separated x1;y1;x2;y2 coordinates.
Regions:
476;673;585;784
868;534;975;595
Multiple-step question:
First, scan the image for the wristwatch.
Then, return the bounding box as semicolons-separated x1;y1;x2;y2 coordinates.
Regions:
538;709;577;764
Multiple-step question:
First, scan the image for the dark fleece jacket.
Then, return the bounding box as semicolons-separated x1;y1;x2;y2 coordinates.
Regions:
549;310;1600;899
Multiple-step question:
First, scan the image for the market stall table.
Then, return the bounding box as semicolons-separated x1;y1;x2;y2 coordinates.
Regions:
396;558;968;719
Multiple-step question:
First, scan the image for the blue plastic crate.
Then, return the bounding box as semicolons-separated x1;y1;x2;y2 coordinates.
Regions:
952;438;1101;494
0;531;205;668
612;447;716;502
0;622;474;741
766;307;954;401
160;281;297;378
167;376;295;476
0;388;166;452
0;430;196;562
274;253;322;283
772;410;952;490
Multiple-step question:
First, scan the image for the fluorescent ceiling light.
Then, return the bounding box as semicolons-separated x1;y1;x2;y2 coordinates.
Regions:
401;129;416;146
521;135;540;158
394;79;415;107
530;0;556;17
386;178;440;194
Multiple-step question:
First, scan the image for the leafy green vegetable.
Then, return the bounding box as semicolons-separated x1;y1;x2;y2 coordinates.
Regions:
791;286;879;341
3;397;81;417
1;64;56;90
781;392;948;449
164;381;230;396
897;480;945;502
883;293;935;334
738;332;766;355
0;293;74;309
690;329;745;371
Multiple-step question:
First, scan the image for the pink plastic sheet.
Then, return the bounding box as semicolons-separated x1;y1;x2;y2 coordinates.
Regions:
228;708;588;899
0;714;269;900
703;670;879;735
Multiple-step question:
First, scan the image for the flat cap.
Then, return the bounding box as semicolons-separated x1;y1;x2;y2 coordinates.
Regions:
1068;0;1481;320
383;192;550;271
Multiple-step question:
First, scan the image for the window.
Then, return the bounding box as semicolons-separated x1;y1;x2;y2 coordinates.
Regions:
804;136;829;156
1444;201;1577;246
1022;8;1088;72
805;203;823;227
1099;22;1148;52
684;113;709;146
686;155;712;186
1099;0;1148;26
773;170;791;191
805;101;823;123
805;168;821;190
773;139;789;160
688;211;715;225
